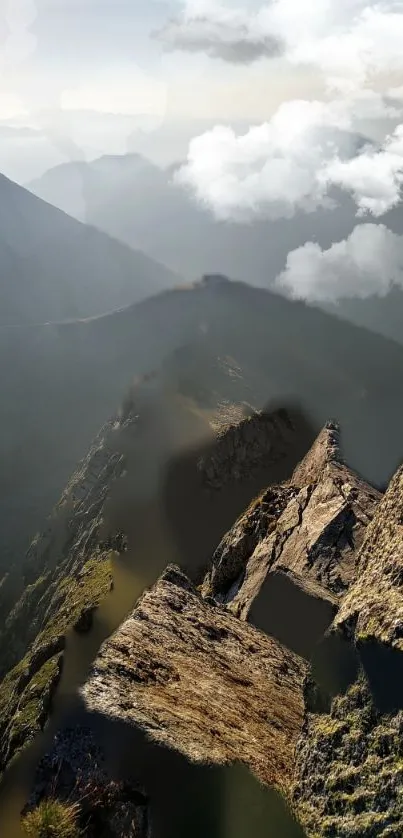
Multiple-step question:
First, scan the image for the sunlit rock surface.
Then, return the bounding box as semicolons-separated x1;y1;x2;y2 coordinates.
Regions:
202;423;380;649
335;463;403;652
82;565;308;794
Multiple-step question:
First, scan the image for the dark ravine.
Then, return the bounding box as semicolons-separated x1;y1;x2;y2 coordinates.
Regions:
1;364;403;836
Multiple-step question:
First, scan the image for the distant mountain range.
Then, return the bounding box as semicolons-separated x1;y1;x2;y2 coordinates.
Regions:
27;152;403;345
2;276;403;573
25;152;364;287
0;172;180;326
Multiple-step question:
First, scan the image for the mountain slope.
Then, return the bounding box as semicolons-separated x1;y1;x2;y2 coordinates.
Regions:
2;276;403;574
26;153;365;287
322;286;403;346
2;406;403;838
27;151;403;345
0;172;180;326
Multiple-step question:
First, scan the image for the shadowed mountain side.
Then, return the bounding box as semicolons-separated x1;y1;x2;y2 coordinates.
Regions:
0;172;180;327
2;278;403;571
249;571;337;661
160;404;318;582
24;708;308;838
26;156;361;288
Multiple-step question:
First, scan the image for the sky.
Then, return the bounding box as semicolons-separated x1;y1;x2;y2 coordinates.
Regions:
1;0;403;303
0;0;331;182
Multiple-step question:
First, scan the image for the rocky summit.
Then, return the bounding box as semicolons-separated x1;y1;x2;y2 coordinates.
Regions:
1;388;403;838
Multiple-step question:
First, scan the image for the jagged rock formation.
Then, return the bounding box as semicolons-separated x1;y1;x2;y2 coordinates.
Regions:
202;423;380;646
198;408;308;489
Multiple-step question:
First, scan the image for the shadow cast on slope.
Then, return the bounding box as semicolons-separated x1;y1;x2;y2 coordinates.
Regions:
30;701;308;838
161;401;319;583
358;640;403;714
248;571;338;661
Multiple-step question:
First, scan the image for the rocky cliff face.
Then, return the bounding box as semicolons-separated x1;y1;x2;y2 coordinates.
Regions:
1;382;403;838
0;416;124;772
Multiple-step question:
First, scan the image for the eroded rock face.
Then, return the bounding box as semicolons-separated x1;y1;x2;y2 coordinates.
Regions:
202;424;380;626
82;565;308;794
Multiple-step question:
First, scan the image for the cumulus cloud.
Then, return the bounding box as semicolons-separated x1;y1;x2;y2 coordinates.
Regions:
275;224;403;301
174;99;346;220
174;98;403;221
165;0;403;220
321;125;403;216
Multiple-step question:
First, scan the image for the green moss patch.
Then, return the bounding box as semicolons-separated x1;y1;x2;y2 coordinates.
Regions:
0;555;113;774
293;675;403;837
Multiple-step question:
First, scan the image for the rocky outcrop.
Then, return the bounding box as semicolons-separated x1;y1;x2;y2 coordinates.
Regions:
82;565;308;794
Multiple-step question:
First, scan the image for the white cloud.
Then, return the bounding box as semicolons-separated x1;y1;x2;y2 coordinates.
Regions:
166;1;403;220
175;97;403;221
321;125;403;216
159;0;403;89
275;223;403;301
173;99;348;220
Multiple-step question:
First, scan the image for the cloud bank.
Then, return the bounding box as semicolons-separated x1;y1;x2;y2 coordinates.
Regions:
275;224;403;301
175;99;403;221
165;0;403;222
